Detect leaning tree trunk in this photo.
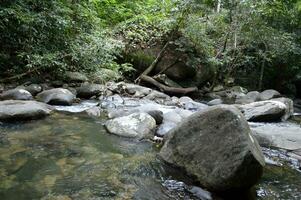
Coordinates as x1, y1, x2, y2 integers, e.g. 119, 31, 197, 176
217, 0, 222, 13
258, 60, 265, 91
140, 75, 198, 95
135, 42, 169, 83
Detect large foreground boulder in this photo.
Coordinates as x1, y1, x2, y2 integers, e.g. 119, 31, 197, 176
159, 105, 265, 192
105, 112, 156, 138
0, 100, 52, 121
237, 101, 287, 122
0, 89, 33, 100
36, 88, 75, 106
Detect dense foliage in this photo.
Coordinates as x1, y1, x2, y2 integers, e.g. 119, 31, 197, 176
0, 0, 301, 93
171, 0, 301, 91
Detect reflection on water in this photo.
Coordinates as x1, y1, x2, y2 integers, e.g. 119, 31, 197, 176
0, 112, 300, 200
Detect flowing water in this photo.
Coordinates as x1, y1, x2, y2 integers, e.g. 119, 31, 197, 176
0, 111, 300, 200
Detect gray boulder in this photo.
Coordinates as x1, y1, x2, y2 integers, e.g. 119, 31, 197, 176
76, 84, 104, 99
229, 86, 248, 94
159, 105, 265, 192
250, 122, 301, 151
179, 96, 208, 111
65, 71, 88, 82
146, 110, 163, 125
156, 61, 195, 80
144, 90, 170, 101
259, 89, 281, 101
36, 88, 75, 106
0, 100, 52, 121
271, 97, 294, 120
123, 83, 152, 97
17, 84, 43, 96
25, 84, 43, 96
0, 89, 33, 100
237, 100, 287, 122
157, 108, 193, 136
235, 91, 260, 104
105, 112, 156, 138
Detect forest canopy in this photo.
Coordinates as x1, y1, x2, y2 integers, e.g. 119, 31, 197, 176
0, 0, 300, 93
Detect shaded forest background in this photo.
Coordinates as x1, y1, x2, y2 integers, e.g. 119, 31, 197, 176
0, 0, 301, 95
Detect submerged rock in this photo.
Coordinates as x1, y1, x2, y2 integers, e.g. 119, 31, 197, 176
159, 105, 265, 192
0, 100, 52, 121
85, 107, 102, 117
36, 88, 75, 106
0, 89, 33, 100
237, 100, 286, 122
105, 112, 156, 138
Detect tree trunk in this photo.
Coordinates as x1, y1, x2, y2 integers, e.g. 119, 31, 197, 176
217, 0, 222, 13
258, 60, 265, 91
135, 42, 169, 83
140, 75, 198, 95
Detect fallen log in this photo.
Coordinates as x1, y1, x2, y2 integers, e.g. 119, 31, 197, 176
140, 75, 198, 95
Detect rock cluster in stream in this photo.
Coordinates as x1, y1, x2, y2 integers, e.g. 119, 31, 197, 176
1, 72, 300, 194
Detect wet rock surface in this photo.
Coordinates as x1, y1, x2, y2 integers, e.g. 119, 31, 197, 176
76, 83, 104, 99
17, 84, 43, 96
36, 88, 75, 106
0, 89, 33, 100
0, 100, 52, 121
235, 91, 260, 104
250, 122, 301, 151
159, 105, 265, 192
237, 100, 287, 122
0, 82, 301, 199
105, 112, 156, 138
259, 89, 281, 101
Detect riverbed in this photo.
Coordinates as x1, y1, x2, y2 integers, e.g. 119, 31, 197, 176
0, 110, 300, 199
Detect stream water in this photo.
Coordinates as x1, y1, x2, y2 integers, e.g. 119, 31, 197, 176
0, 111, 300, 200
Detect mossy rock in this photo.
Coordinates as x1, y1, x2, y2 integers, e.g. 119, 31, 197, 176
124, 50, 155, 73
90, 68, 122, 84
